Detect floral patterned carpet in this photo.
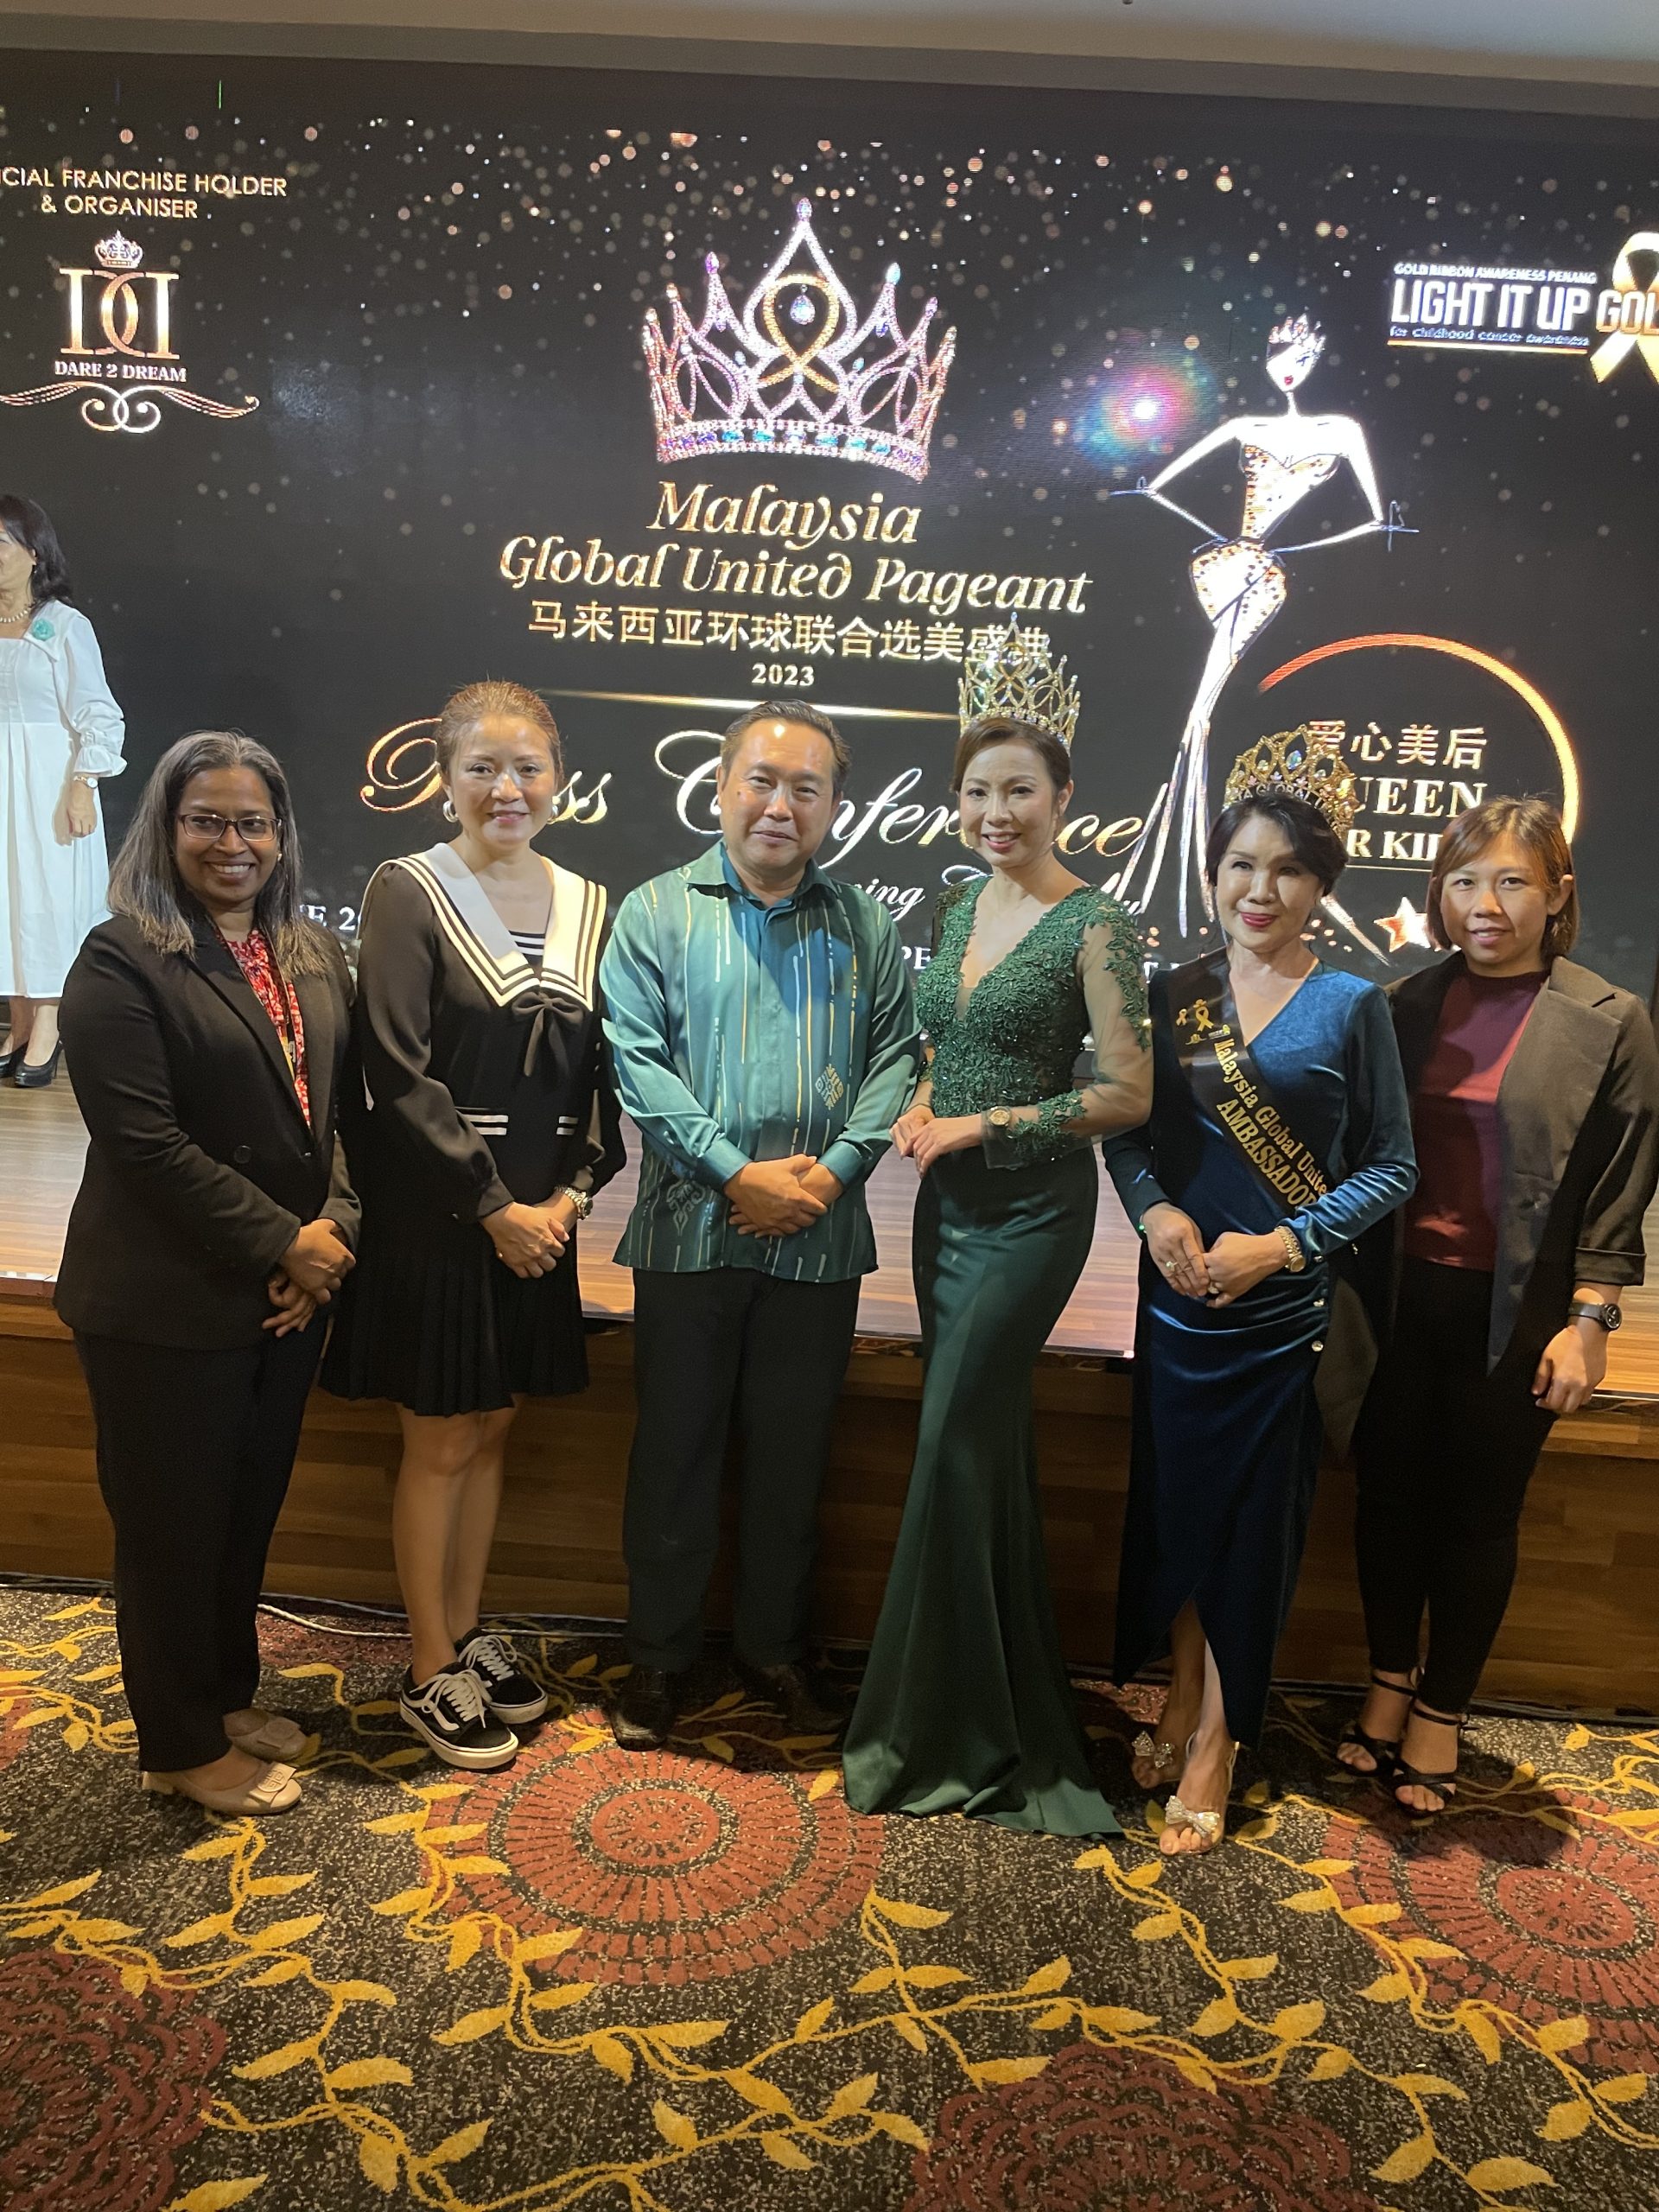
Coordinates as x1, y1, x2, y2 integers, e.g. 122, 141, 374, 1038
3, 1586, 1658, 2212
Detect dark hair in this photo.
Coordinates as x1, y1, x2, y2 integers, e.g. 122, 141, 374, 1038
0, 493, 74, 603
107, 730, 334, 976
1427, 794, 1578, 961
952, 713, 1072, 797
433, 679, 563, 787
720, 699, 850, 795
1204, 793, 1347, 894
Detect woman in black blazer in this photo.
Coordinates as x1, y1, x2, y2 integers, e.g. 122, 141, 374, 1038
1339, 798, 1659, 1814
57, 731, 358, 1816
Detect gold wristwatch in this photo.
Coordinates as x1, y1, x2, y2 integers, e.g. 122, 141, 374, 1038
985, 1107, 1014, 1134
1275, 1223, 1306, 1274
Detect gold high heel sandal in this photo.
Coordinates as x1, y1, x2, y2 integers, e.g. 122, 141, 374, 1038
1161, 1734, 1240, 1855
1131, 1728, 1186, 1789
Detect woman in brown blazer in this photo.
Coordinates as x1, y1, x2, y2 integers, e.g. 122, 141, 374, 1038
1339, 798, 1659, 1813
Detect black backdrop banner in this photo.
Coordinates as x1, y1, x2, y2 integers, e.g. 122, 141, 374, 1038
2, 49, 1655, 988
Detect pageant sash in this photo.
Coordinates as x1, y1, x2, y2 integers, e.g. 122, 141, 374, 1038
1169, 955, 1329, 1214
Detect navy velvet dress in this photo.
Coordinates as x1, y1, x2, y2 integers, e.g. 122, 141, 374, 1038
1103, 956, 1416, 1747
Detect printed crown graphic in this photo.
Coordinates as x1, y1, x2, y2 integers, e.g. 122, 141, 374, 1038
959, 621, 1081, 749
1224, 724, 1357, 839
643, 199, 957, 482
94, 232, 144, 273
1268, 310, 1325, 356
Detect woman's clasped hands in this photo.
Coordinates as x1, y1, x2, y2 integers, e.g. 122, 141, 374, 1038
1141, 1204, 1293, 1308
264, 1217, 356, 1336
482, 1197, 575, 1279
890, 1103, 982, 1174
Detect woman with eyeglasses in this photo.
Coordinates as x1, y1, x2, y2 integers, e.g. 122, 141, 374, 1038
0, 493, 127, 1087
56, 732, 359, 1815
323, 682, 623, 1770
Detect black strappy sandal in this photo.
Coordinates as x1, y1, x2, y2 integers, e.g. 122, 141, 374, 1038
1392, 1699, 1468, 1817
1337, 1669, 1416, 1784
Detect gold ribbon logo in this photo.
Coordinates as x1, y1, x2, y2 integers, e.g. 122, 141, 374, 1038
1591, 230, 1659, 384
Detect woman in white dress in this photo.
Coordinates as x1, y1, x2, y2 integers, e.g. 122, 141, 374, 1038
0, 494, 127, 1086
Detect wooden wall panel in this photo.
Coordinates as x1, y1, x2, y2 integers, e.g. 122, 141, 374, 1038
3, 1300, 1656, 1711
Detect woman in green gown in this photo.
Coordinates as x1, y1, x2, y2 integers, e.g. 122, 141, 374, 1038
842, 707, 1152, 1834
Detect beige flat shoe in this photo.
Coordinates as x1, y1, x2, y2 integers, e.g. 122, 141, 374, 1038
142, 1761, 302, 1815
224, 1708, 311, 1763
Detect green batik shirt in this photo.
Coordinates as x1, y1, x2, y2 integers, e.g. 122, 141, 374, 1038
601, 842, 922, 1278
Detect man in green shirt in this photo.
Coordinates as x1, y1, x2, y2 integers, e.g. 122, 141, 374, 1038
601, 701, 921, 1749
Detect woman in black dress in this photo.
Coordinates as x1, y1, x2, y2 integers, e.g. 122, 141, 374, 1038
326, 681, 623, 1769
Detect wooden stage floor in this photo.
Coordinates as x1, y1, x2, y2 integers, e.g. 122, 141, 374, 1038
7, 1074, 1659, 1394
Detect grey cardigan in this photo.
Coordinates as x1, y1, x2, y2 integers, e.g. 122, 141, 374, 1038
1382, 953, 1659, 1370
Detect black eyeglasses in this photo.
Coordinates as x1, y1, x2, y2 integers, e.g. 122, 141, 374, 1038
176, 811, 279, 845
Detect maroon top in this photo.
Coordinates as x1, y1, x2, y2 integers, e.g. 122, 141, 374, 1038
1404, 969, 1547, 1270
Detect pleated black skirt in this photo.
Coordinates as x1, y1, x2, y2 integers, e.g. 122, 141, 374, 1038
321, 1208, 588, 1416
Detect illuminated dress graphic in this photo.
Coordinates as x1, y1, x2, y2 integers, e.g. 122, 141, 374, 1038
1115, 315, 1408, 946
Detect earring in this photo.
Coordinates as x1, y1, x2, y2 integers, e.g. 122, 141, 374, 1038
442, 798, 458, 823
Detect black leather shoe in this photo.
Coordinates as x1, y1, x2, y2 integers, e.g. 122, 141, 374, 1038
734, 1657, 849, 1737
14, 1039, 63, 1088
610, 1665, 684, 1752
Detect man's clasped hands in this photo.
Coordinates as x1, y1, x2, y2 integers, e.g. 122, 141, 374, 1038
723, 1156, 844, 1238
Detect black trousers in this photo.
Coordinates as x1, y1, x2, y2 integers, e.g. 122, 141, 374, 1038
624, 1268, 861, 1672
76, 1326, 323, 1771
1352, 1257, 1556, 1715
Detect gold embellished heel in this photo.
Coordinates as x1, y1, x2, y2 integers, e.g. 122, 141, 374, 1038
1131, 1729, 1186, 1792
1161, 1736, 1240, 1856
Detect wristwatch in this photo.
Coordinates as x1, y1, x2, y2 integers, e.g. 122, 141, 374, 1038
557, 1185, 594, 1220
1567, 1300, 1622, 1332
985, 1107, 1014, 1135
1275, 1223, 1306, 1274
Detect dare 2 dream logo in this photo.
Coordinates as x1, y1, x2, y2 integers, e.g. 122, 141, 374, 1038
0, 228, 258, 435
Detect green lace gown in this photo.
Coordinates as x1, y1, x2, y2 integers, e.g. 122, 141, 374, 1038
842, 879, 1149, 1834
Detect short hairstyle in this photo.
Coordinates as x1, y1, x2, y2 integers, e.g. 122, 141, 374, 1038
1427, 794, 1578, 961
719, 699, 850, 794
0, 493, 74, 602
1204, 793, 1347, 895
107, 730, 334, 975
433, 679, 563, 786
952, 713, 1072, 797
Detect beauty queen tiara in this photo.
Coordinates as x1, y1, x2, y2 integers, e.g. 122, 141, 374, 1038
643, 199, 957, 483
959, 621, 1081, 749
1224, 725, 1357, 839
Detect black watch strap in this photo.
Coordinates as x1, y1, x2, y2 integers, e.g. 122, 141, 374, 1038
1567, 1300, 1622, 1332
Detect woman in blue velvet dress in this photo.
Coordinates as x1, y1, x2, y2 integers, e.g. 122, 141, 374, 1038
1104, 732, 1415, 1854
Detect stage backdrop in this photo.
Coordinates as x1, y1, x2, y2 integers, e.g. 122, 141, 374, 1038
1, 50, 1656, 988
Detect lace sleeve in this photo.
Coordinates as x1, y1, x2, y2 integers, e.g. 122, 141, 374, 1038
982, 897, 1153, 1167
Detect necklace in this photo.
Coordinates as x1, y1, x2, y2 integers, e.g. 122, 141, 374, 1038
0, 595, 35, 627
